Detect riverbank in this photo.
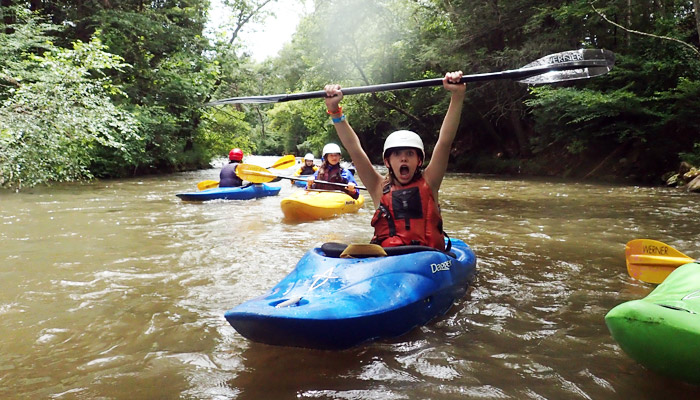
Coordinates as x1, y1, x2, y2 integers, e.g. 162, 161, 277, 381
455, 140, 699, 190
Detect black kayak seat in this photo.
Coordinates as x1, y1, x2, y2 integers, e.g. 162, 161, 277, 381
321, 242, 456, 259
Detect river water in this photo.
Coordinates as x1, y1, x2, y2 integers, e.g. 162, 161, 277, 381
1, 156, 699, 399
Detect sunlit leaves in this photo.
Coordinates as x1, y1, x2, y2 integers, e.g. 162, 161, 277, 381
0, 15, 138, 189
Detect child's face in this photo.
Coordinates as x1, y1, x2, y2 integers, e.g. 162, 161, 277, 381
385, 148, 422, 185
305, 160, 314, 166
325, 153, 341, 165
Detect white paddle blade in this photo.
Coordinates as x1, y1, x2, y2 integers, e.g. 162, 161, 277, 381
518, 49, 615, 84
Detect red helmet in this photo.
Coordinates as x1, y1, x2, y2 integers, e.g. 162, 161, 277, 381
229, 148, 243, 161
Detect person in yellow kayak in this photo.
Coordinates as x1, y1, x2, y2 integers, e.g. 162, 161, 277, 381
291, 153, 318, 186
307, 143, 359, 199
322, 71, 466, 251
219, 148, 245, 187
297, 153, 319, 176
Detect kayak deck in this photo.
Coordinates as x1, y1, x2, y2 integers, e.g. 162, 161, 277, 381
176, 184, 281, 201
605, 262, 700, 384
280, 190, 364, 220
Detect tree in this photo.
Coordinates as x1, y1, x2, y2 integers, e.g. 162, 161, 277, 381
0, 9, 138, 189
525, 1, 700, 181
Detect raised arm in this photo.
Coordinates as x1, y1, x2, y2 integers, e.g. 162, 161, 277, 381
324, 85, 385, 205
423, 71, 466, 199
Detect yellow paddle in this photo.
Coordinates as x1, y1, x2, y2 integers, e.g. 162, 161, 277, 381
197, 180, 220, 190
236, 163, 367, 190
625, 239, 696, 284
195, 155, 296, 191
266, 154, 296, 170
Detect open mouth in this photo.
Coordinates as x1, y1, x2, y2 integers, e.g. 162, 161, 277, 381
399, 165, 410, 178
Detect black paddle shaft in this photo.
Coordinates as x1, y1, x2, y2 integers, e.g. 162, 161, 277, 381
205, 49, 614, 105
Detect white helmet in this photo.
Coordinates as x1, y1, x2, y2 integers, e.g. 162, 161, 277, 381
304, 153, 314, 161
322, 143, 342, 157
383, 130, 424, 159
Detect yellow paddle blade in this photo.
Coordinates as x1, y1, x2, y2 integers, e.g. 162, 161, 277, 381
625, 239, 695, 284
340, 244, 387, 258
269, 154, 295, 170
197, 180, 219, 190
235, 163, 277, 183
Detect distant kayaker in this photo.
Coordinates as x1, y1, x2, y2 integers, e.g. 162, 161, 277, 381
219, 148, 245, 187
295, 153, 318, 177
307, 143, 359, 199
291, 153, 319, 187
323, 71, 466, 250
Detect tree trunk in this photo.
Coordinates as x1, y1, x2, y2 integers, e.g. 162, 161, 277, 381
626, 0, 632, 47
255, 106, 265, 139
694, 0, 700, 44
3, 0, 16, 33
204, 0, 276, 104
509, 107, 531, 157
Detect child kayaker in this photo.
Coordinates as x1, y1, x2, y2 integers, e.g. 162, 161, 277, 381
291, 153, 318, 187
323, 71, 466, 250
307, 143, 359, 199
219, 148, 244, 187
297, 153, 318, 176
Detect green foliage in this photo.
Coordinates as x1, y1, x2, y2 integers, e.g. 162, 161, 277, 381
199, 107, 256, 158
525, 87, 646, 148
0, 12, 138, 189
93, 3, 216, 174
680, 142, 700, 166
3, 0, 700, 186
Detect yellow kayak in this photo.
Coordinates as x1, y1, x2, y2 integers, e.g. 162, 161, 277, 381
280, 190, 365, 221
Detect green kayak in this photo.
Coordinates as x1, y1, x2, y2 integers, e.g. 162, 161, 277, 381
605, 262, 700, 384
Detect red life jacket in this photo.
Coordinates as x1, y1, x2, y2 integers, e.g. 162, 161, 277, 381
370, 176, 445, 250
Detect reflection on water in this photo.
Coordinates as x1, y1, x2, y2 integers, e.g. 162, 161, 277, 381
1, 158, 699, 398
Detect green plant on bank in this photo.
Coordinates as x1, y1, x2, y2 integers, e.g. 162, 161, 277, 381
0, 9, 138, 189
3, 0, 700, 187
680, 143, 700, 167
199, 106, 256, 159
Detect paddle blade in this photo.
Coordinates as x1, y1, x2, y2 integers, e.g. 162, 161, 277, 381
268, 155, 295, 170
236, 164, 277, 183
625, 239, 695, 284
517, 49, 615, 84
197, 180, 219, 190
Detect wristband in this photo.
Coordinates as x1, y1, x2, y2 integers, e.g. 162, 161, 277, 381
327, 106, 343, 115
331, 114, 346, 124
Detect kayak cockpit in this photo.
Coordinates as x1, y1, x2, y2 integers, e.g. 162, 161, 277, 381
320, 242, 456, 258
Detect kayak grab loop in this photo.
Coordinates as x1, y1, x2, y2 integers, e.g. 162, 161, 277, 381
273, 297, 305, 308
656, 304, 696, 314
683, 290, 700, 300
273, 267, 341, 309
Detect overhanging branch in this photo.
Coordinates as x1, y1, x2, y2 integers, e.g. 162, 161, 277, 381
590, 2, 700, 59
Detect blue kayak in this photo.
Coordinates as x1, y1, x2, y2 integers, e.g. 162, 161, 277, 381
176, 184, 280, 201
292, 176, 311, 188
225, 238, 477, 349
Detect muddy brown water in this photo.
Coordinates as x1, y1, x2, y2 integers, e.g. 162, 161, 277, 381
1, 156, 699, 399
